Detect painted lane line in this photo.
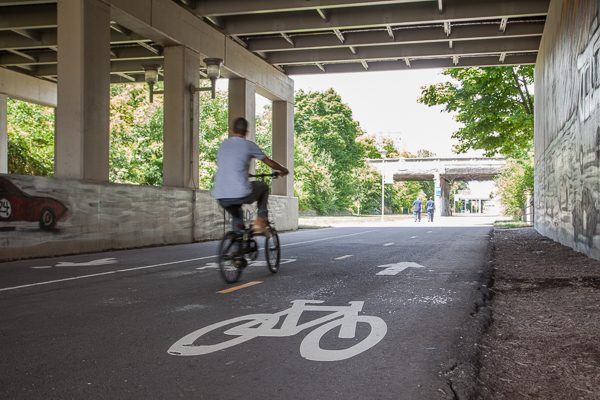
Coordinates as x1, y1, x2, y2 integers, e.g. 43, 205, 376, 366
410, 236, 418, 239
4, 231, 380, 293
217, 281, 262, 294
383, 243, 394, 246
427, 231, 432, 234
0, 255, 217, 293
334, 255, 353, 260
281, 229, 380, 248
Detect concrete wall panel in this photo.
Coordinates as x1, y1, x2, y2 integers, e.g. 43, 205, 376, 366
535, 0, 600, 259
0, 174, 297, 261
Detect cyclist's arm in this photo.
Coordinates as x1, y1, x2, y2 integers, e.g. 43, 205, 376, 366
261, 156, 289, 176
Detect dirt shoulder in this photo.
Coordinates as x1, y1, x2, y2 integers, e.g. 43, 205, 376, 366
475, 227, 600, 399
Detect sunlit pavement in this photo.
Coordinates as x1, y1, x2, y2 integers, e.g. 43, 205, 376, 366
299, 213, 508, 228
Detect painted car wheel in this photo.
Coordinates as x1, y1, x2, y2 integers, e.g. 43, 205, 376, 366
39, 207, 56, 230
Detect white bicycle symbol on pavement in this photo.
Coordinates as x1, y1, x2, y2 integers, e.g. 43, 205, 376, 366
168, 300, 387, 362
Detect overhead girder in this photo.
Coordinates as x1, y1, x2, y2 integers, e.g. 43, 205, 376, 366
0, 44, 163, 66
268, 36, 541, 65
0, 4, 57, 30
214, 0, 550, 36
246, 21, 545, 52
0, 29, 150, 50
194, 0, 428, 16
282, 53, 537, 74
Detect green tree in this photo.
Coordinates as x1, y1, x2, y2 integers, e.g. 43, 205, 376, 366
109, 83, 164, 185
197, 89, 229, 189
294, 89, 366, 212
7, 98, 55, 176
493, 155, 534, 217
418, 66, 534, 157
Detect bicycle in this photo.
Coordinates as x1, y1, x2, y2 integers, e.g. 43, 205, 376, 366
168, 300, 387, 361
218, 172, 281, 283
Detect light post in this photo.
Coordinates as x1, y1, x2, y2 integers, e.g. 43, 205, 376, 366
380, 149, 387, 222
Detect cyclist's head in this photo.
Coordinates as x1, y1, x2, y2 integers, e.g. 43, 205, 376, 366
233, 117, 248, 136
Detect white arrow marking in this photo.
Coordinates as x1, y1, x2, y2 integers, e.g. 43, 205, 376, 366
377, 262, 425, 276
55, 258, 117, 267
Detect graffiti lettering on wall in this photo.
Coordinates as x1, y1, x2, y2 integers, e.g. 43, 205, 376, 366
0, 177, 68, 231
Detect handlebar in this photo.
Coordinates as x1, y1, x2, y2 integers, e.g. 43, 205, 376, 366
249, 172, 280, 179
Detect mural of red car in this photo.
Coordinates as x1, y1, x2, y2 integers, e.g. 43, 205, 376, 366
0, 177, 68, 230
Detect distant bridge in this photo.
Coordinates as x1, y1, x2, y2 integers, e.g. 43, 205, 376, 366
368, 157, 505, 216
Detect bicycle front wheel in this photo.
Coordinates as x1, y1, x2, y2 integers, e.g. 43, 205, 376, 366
219, 231, 243, 283
265, 228, 281, 273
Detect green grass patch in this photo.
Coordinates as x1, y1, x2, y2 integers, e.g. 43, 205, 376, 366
494, 219, 531, 228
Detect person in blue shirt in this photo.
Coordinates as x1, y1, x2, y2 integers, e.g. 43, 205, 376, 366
426, 197, 436, 222
412, 198, 423, 222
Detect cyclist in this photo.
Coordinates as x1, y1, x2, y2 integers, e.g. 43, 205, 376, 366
212, 117, 289, 238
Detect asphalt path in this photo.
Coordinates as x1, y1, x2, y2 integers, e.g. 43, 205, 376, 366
0, 216, 495, 399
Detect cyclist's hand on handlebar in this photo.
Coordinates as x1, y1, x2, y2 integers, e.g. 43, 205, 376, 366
279, 168, 289, 177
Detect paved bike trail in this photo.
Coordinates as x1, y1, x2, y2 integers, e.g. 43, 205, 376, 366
0, 218, 493, 399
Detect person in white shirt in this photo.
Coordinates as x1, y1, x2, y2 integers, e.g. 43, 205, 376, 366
212, 117, 289, 237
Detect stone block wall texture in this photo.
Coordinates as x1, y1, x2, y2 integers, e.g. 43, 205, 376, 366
535, 0, 600, 259
0, 174, 298, 261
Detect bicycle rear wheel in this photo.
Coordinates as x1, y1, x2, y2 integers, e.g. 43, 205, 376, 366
265, 228, 281, 273
219, 231, 243, 283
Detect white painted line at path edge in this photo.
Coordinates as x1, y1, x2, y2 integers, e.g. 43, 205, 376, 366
383, 243, 394, 246
334, 255, 353, 260
1, 229, 382, 293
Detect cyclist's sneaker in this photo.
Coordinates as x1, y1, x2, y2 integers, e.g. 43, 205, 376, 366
251, 217, 271, 239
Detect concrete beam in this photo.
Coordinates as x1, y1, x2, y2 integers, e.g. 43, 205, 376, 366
0, 4, 57, 30
196, 0, 426, 16
220, 0, 550, 36
284, 53, 537, 74
0, 66, 56, 107
0, 93, 6, 173
269, 36, 541, 65
248, 21, 545, 52
0, 28, 148, 50
106, 0, 294, 102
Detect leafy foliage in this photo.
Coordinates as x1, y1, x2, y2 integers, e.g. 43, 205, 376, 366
294, 89, 367, 212
6, 98, 55, 176
493, 155, 534, 217
109, 83, 164, 185
418, 66, 534, 157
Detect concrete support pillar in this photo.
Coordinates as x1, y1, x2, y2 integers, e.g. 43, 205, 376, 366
55, 0, 110, 181
228, 78, 256, 174
441, 178, 451, 216
228, 79, 256, 141
434, 173, 441, 216
0, 94, 7, 174
272, 101, 294, 196
163, 46, 200, 188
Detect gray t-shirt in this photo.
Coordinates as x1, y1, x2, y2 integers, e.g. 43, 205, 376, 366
212, 137, 266, 199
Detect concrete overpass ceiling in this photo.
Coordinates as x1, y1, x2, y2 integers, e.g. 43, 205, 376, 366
186, 0, 549, 74
0, 0, 549, 85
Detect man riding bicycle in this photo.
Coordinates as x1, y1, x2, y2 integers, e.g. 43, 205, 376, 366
212, 117, 289, 238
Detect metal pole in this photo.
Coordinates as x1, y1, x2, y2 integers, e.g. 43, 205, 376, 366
379, 149, 387, 222
381, 159, 384, 222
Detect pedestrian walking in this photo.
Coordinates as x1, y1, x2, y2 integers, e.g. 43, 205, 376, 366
412, 198, 423, 222
426, 197, 435, 222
